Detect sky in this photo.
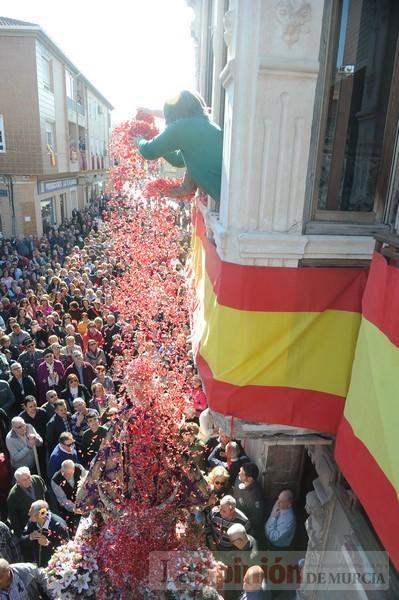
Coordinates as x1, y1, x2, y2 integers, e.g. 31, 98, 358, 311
5, 0, 196, 124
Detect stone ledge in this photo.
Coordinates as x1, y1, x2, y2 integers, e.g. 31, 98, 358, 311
204, 212, 374, 265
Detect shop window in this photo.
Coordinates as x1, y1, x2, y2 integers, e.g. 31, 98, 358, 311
307, 0, 399, 231
41, 197, 56, 233
60, 193, 66, 223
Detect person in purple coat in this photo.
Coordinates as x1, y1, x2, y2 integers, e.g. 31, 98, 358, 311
35, 348, 65, 404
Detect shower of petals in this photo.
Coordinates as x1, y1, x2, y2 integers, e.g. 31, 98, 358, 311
54, 112, 212, 599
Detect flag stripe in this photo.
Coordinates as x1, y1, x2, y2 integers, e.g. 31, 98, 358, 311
197, 354, 344, 433
200, 272, 361, 398
336, 251, 399, 572
343, 318, 399, 492
362, 252, 399, 348
335, 417, 399, 571
193, 212, 367, 313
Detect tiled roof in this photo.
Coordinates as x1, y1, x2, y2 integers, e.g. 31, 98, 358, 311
0, 16, 38, 27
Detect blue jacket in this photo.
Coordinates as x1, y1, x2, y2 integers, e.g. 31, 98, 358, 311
48, 444, 80, 478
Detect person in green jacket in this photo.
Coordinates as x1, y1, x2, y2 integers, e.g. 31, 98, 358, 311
136, 90, 223, 202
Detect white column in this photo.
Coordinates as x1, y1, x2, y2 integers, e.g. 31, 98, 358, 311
216, 1, 326, 264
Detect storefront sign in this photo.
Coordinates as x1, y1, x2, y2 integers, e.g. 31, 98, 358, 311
37, 178, 78, 194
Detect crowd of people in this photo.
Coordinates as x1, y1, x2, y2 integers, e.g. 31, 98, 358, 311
0, 198, 129, 594
0, 192, 302, 600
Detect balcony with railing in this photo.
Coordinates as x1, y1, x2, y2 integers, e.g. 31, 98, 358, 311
67, 97, 86, 127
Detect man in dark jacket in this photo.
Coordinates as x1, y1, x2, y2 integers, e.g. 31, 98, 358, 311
20, 500, 69, 567
64, 351, 96, 390
51, 459, 86, 533
19, 397, 48, 441
0, 380, 16, 417
0, 558, 55, 599
17, 338, 44, 380
7, 467, 47, 536
82, 411, 107, 467
102, 314, 121, 354
45, 400, 72, 455
233, 463, 266, 542
9, 363, 36, 414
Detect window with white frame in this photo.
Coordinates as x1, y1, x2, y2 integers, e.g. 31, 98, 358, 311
42, 55, 52, 90
0, 115, 6, 153
45, 122, 55, 147
65, 70, 75, 99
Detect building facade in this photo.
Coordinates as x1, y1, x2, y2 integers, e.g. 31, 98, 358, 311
189, 1, 399, 598
0, 17, 113, 237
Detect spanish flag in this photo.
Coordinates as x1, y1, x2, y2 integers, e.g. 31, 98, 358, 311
191, 209, 367, 434
335, 252, 399, 570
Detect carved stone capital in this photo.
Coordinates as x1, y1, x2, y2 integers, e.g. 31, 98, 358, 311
274, 0, 311, 46
223, 9, 235, 57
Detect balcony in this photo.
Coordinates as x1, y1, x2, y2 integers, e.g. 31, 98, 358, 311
67, 96, 85, 115
67, 97, 86, 127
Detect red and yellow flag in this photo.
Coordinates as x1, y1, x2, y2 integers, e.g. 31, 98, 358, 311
335, 252, 399, 570
191, 209, 367, 434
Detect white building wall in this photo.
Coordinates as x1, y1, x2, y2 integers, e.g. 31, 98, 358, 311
86, 89, 109, 169
52, 60, 69, 173
197, 0, 374, 266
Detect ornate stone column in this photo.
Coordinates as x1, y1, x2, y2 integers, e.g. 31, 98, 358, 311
214, 1, 326, 265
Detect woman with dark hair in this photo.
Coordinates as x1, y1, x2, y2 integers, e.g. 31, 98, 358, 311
68, 301, 82, 323
27, 294, 39, 319
30, 319, 48, 349
137, 90, 223, 202
60, 373, 91, 411
16, 306, 32, 331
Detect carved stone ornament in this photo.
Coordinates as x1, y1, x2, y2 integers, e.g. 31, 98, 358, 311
223, 9, 235, 56
305, 490, 327, 546
274, 0, 311, 46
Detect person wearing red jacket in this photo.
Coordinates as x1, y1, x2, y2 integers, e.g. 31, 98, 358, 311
81, 322, 104, 352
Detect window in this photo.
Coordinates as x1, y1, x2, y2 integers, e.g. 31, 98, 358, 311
0, 115, 6, 153
60, 193, 66, 222
46, 122, 56, 166
65, 70, 75, 99
41, 197, 56, 232
42, 55, 52, 90
45, 122, 55, 147
308, 0, 399, 228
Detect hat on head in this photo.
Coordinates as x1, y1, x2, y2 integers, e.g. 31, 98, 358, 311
23, 337, 34, 347
43, 347, 54, 357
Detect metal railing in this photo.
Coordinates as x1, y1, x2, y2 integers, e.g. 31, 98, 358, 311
67, 97, 85, 115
